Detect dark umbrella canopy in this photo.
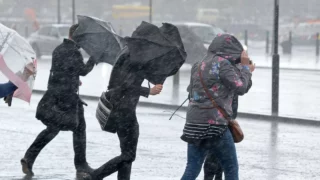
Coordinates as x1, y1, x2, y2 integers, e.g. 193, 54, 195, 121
72, 15, 123, 65
124, 21, 187, 84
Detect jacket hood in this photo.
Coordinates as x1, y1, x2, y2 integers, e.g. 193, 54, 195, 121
207, 34, 243, 63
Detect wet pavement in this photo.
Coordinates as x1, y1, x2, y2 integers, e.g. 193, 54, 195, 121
27, 57, 320, 121
1, 95, 320, 180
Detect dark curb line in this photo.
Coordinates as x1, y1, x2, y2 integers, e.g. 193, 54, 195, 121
255, 66, 320, 72
236, 112, 320, 126
32, 90, 320, 126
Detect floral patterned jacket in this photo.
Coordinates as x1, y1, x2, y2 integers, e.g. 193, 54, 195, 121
186, 34, 252, 125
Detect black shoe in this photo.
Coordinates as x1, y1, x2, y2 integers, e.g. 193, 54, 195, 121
20, 158, 34, 176
76, 163, 94, 174
76, 172, 92, 180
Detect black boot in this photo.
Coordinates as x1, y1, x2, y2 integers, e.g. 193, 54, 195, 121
20, 158, 34, 176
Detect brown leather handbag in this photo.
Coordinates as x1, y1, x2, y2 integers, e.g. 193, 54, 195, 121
198, 64, 244, 143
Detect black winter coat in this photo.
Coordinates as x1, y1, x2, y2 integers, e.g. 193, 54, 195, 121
107, 47, 150, 110
36, 39, 95, 126
104, 47, 150, 132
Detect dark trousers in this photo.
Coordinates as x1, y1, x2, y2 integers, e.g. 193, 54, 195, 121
24, 104, 87, 169
204, 152, 223, 180
93, 109, 139, 180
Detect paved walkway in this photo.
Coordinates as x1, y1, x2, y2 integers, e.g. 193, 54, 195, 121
0, 95, 320, 180
20, 58, 320, 121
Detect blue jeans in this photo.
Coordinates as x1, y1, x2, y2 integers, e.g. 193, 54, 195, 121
181, 129, 239, 180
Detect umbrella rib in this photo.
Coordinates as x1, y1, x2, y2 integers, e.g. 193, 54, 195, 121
0, 32, 10, 52
9, 33, 36, 54
0, 32, 34, 57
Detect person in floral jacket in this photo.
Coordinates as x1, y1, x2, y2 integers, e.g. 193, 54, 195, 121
181, 34, 255, 180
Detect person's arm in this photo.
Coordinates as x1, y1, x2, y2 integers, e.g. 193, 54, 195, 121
79, 57, 95, 76
131, 81, 151, 98
107, 83, 150, 104
74, 50, 95, 76
235, 63, 252, 96
231, 95, 239, 119
236, 78, 252, 96
187, 62, 198, 100
132, 84, 162, 98
139, 86, 150, 98
219, 60, 252, 95
0, 82, 17, 98
245, 79, 252, 94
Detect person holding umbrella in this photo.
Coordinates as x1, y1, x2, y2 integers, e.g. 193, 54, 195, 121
20, 24, 96, 176
83, 22, 186, 180
0, 23, 37, 104
0, 64, 36, 106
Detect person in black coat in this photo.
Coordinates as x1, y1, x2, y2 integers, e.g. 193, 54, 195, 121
20, 24, 95, 176
86, 47, 162, 180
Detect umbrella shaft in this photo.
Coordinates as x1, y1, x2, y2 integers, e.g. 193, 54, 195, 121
0, 33, 10, 52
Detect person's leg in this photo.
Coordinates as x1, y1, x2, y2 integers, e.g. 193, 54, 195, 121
214, 169, 223, 180
116, 118, 139, 180
92, 110, 139, 180
73, 104, 90, 172
203, 152, 223, 180
204, 152, 215, 180
211, 129, 238, 180
181, 143, 207, 180
22, 126, 60, 175
117, 162, 132, 180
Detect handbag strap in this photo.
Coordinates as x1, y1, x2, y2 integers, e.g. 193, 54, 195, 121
198, 63, 230, 120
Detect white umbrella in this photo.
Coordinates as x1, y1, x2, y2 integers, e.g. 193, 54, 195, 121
0, 23, 37, 103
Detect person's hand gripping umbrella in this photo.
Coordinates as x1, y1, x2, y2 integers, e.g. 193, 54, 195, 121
0, 23, 37, 104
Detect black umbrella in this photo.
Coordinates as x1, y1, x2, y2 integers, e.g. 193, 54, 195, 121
72, 15, 123, 65
124, 21, 187, 84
